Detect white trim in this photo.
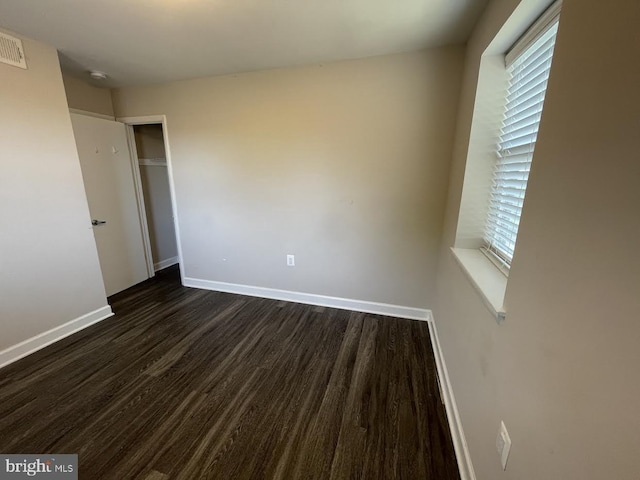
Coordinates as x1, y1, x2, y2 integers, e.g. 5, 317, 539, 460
117, 115, 164, 125
0, 306, 114, 370
183, 277, 430, 321
68, 108, 115, 121
427, 314, 477, 480
505, 0, 562, 66
451, 247, 507, 323
117, 115, 186, 285
154, 256, 179, 271
124, 124, 155, 279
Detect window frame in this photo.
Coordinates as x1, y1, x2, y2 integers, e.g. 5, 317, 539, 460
450, 0, 562, 322
481, 2, 561, 271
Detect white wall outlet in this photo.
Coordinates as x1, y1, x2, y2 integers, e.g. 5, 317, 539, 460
496, 421, 512, 470
286, 254, 295, 267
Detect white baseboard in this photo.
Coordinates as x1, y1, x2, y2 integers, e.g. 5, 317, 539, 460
0, 306, 114, 370
427, 314, 476, 480
0, 283, 472, 478
184, 277, 472, 476
154, 256, 179, 271
182, 277, 430, 321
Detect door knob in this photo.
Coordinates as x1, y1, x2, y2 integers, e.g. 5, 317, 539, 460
91, 219, 107, 226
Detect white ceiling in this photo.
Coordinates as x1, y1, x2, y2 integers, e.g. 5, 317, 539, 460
0, 0, 487, 88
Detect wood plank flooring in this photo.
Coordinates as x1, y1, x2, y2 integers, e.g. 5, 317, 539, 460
0, 266, 460, 479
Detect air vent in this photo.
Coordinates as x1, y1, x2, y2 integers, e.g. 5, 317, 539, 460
0, 32, 27, 69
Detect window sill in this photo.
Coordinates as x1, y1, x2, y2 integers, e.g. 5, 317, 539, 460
450, 247, 507, 323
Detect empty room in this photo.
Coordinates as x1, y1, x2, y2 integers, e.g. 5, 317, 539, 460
0, 0, 638, 479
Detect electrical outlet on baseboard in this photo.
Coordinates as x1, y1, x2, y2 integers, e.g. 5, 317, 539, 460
286, 254, 295, 267
496, 421, 512, 470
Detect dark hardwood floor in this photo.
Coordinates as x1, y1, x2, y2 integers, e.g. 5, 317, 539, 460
0, 266, 460, 479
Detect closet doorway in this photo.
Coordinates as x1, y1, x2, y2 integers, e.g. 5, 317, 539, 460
120, 116, 183, 281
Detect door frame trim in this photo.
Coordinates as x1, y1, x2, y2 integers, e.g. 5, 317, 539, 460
123, 125, 155, 279
117, 115, 185, 284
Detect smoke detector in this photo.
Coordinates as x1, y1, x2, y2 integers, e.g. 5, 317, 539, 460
89, 70, 107, 80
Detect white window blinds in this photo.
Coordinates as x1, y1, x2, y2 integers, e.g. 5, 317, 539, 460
483, 15, 560, 267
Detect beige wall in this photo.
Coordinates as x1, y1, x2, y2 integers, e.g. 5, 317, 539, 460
113, 49, 464, 307
134, 124, 166, 159
0, 30, 108, 351
435, 0, 640, 478
139, 165, 178, 266
62, 73, 115, 117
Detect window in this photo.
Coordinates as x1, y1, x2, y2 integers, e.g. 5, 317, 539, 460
451, 1, 561, 320
482, 8, 560, 269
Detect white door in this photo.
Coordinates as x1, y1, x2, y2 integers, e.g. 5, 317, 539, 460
70, 113, 150, 296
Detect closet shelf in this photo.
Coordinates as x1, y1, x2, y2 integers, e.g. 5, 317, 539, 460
139, 157, 167, 166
